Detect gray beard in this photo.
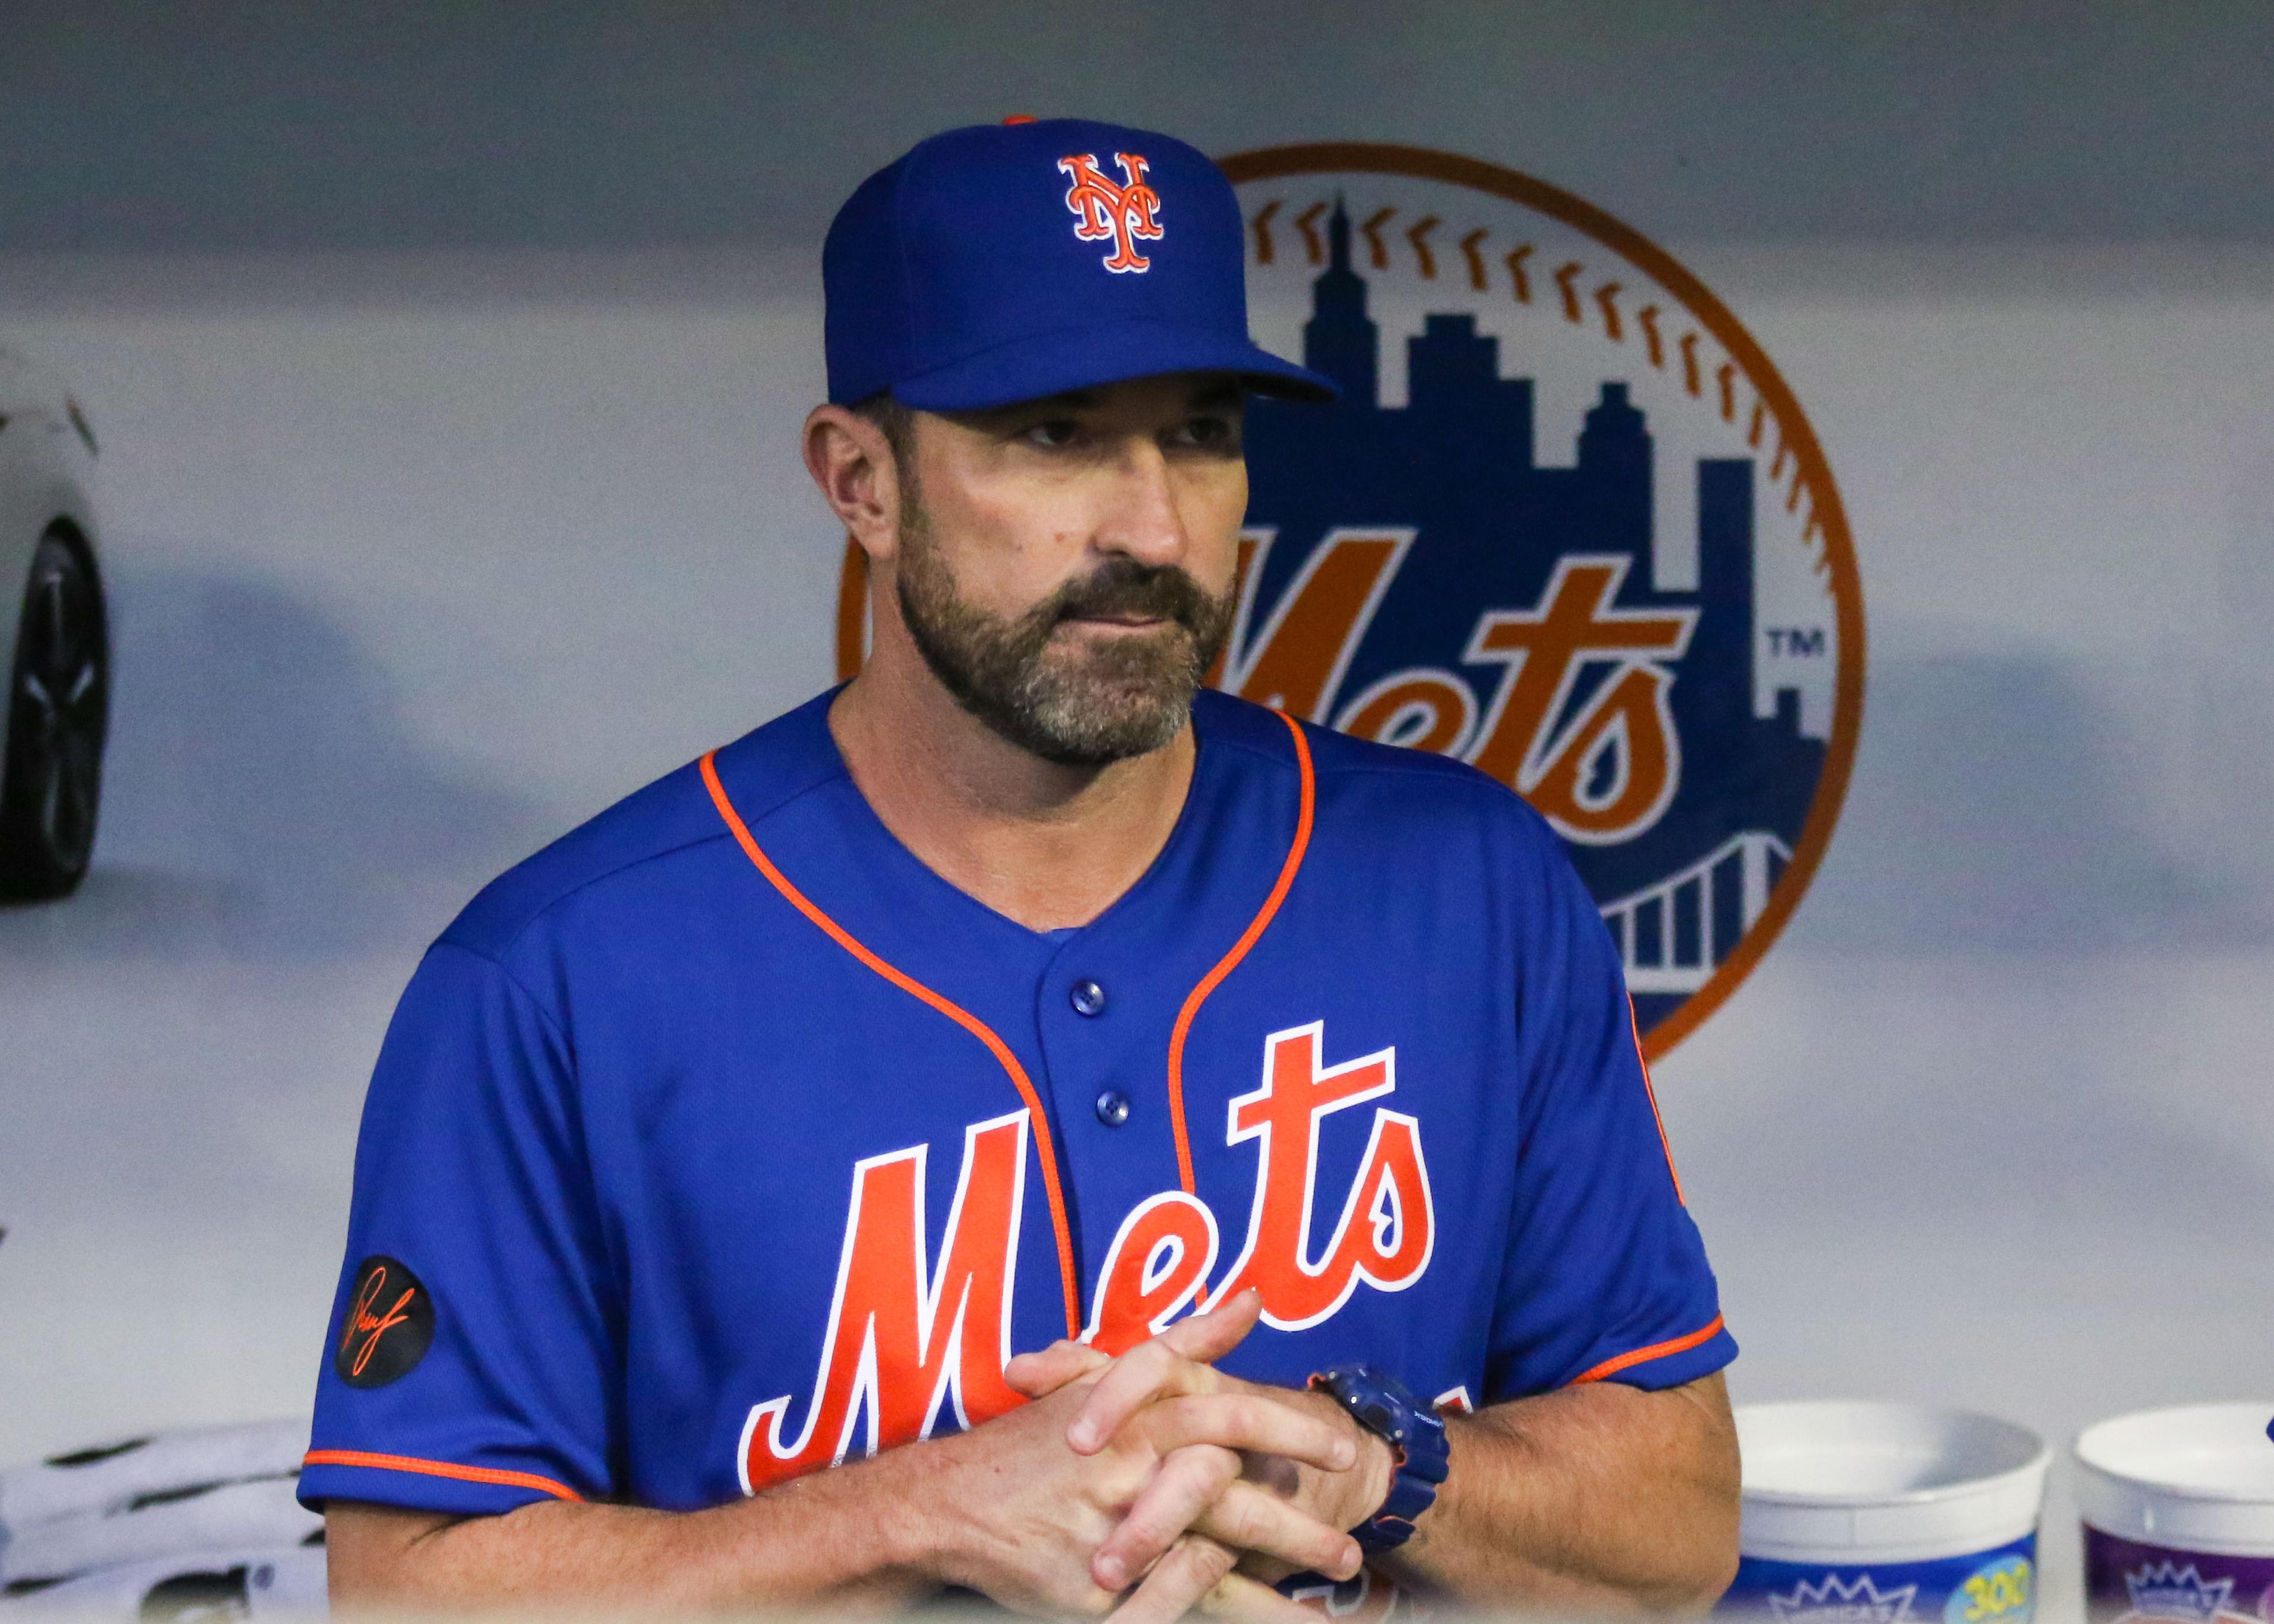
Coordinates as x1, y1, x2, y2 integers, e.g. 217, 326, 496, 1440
892, 512, 1236, 768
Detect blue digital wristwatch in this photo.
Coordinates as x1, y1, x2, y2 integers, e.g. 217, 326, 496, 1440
1309, 1365, 1451, 1552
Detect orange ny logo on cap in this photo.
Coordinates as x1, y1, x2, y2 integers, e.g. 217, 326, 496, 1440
1058, 152, 1164, 273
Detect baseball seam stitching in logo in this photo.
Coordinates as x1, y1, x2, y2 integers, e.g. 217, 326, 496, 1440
1219, 144, 1867, 1060
1244, 197, 1834, 573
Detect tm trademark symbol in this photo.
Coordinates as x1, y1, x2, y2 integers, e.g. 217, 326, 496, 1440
1766, 627, 1826, 657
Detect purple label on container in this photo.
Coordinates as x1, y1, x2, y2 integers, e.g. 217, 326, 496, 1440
2084, 1529, 2274, 1624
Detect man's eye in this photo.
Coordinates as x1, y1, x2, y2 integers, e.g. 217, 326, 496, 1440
1174, 416, 1239, 449
1020, 420, 1080, 448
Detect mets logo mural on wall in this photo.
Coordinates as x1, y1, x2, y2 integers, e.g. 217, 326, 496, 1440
836, 144, 1865, 1057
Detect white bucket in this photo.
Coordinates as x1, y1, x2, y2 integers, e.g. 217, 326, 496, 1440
2074, 1401, 2274, 1623
1721, 1401, 2050, 1621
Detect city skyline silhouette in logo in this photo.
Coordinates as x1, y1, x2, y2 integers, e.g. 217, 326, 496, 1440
1231, 200, 1826, 1041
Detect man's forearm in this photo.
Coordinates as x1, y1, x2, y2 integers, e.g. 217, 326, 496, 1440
330, 1301, 1363, 1619
1054, 1332, 1740, 1615
1382, 1372, 1741, 1613
327, 1438, 961, 1616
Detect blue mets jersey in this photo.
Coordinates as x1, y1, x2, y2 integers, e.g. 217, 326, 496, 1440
300, 687, 1733, 1517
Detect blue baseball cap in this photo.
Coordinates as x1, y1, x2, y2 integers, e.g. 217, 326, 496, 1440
823, 118, 1336, 411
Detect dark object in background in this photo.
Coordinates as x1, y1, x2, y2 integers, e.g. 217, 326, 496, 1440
0, 348, 108, 902
0, 1420, 322, 1617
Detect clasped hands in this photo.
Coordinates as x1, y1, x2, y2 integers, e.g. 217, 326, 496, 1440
933, 1288, 1396, 1623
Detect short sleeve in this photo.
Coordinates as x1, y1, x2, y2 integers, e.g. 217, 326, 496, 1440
300, 942, 622, 1514
1482, 834, 1736, 1401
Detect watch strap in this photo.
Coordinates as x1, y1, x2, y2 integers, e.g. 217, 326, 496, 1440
1309, 1365, 1449, 1552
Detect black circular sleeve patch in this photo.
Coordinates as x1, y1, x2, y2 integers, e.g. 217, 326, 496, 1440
335, 1256, 435, 1388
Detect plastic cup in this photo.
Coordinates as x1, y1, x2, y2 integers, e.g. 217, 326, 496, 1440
2075, 1402, 2274, 1624
1721, 1401, 2050, 1622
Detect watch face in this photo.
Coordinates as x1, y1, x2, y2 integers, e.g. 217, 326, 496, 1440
1374, 1369, 1420, 1404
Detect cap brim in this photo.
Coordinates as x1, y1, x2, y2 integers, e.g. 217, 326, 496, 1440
892, 319, 1338, 411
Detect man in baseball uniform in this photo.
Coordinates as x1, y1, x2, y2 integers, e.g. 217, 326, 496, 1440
306, 118, 1742, 1619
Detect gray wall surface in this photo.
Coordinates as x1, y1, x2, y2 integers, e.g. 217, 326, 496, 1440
5, 1, 2274, 253
0, 7, 2269, 1617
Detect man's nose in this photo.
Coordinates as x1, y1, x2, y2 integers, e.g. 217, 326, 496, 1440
1094, 438, 1189, 566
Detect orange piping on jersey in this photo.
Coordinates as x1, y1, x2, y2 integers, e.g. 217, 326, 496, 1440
699, 751, 1083, 1340
1165, 709, 1316, 1200
301, 1449, 583, 1502
1569, 1313, 1726, 1385
1627, 995, 1685, 1204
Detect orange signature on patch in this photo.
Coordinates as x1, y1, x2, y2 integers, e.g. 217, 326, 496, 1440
342, 1266, 417, 1378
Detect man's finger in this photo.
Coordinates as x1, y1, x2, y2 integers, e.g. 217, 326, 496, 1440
1139, 1391, 1358, 1472
1090, 1443, 1240, 1593
1104, 1533, 1241, 1624
1152, 1286, 1264, 1364
1195, 1482, 1363, 1583
1003, 1339, 1109, 1398
1071, 1292, 1266, 1453
1097, 1469, 1360, 1594
1196, 1570, 1331, 1624
1067, 1336, 1216, 1455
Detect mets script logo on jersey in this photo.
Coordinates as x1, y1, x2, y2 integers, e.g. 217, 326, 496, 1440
1221, 144, 1865, 1057
1059, 151, 1164, 273
737, 1021, 1430, 1493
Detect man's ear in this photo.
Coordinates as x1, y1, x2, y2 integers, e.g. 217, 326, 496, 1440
803, 404, 905, 563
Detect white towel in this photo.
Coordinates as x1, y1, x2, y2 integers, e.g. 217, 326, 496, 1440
0, 1422, 307, 1535
0, 1478, 320, 1588
0, 1545, 326, 1618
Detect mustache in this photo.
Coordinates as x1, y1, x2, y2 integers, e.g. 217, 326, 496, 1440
1038, 559, 1223, 631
